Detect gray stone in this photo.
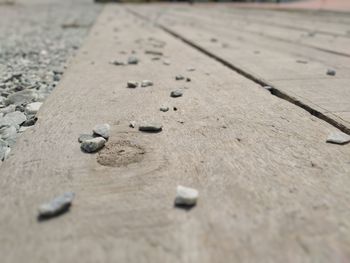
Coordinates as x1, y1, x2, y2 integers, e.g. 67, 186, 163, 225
175, 75, 184, 80
21, 115, 37, 127
0, 111, 26, 127
25, 102, 42, 115
141, 80, 153, 87
127, 81, 138, 88
0, 104, 16, 115
0, 125, 17, 147
78, 134, 95, 143
326, 132, 350, 145
0, 139, 10, 161
175, 185, 198, 206
5, 90, 37, 106
170, 90, 183, 98
110, 60, 125, 66
92, 123, 110, 139
81, 137, 106, 153
38, 192, 75, 218
160, 106, 169, 112
127, 56, 139, 65
327, 69, 336, 76
139, 123, 162, 132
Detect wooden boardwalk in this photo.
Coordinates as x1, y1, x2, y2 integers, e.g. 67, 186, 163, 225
1, 3, 350, 262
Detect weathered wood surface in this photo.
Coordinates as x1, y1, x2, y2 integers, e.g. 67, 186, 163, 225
1, 4, 350, 262
131, 4, 350, 131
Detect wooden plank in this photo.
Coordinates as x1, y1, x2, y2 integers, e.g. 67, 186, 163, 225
2, 4, 350, 262
132, 5, 350, 131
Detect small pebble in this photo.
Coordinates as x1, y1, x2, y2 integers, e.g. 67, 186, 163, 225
326, 69, 336, 76
160, 106, 169, 112
145, 50, 163, 56
141, 80, 153, 87
110, 60, 125, 66
81, 137, 106, 153
127, 56, 139, 65
186, 78, 191, 82
93, 123, 110, 139
139, 123, 162, 132
175, 185, 198, 207
78, 134, 94, 143
25, 102, 43, 115
127, 81, 138, 88
187, 67, 195, 72
129, 121, 136, 128
175, 75, 185, 81
170, 90, 183, 98
38, 192, 75, 219
326, 132, 350, 145
163, 60, 171, 65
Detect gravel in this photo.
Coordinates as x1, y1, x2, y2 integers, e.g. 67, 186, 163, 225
170, 90, 183, 98
92, 123, 110, 139
0, 0, 101, 162
81, 137, 106, 153
38, 192, 75, 219
175, 185, 198, 207
139, 123, 163, 133
326, 131, 350, 145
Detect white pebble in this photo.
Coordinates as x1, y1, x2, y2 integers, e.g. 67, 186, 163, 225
326, 131, 350, 145
38, 192, 75, 218
25, 102, 43, 115
175, 185, 198, 206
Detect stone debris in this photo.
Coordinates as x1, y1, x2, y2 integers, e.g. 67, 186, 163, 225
92, 123, 110, 139
127, 56, 139, 65
327, 69, 336, 76
160, 106, 169, 112
186, 77, 191, 82
78, 134, 95, 143
21, 115, 37, 127
110, 60, 125, 66
175, 75, 185, 81
127, 81, 138, 88
170, 90, 183, 98
38, 192, 75, 219
145, 50, 163, 56
141, 80, 153, 87
163, 60, 171, 66
0, 125, 17, 147
187, 67, 195, 72
5, 90, 38, 106
129, 121, 136, 128
0, 111, 27, 127
81, 137, 106, 153
139, 123, 162, 133
0, 105, 16, 115
326, 132, 350, 145
0, 139, 10, 161
175, 185, 198, 207
25, 102, 43, 115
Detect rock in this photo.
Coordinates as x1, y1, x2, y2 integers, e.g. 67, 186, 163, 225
38, 192, 75, 219
186, 77, 191, 82
163, 60, 171, 65
326, 132, 350, 145
175, 75, 184, 81
175, 185, 198, 206
187, 67, 195, 72
25, 102, 43, 115
110, 60, 125, 66
21, 115, 37, 127
78, 134, 95, 143
92, 123, 110, 139
160, 106, 169, 112
145, 50, 163, 56
127, 81, 138, 88
0, 125, 17, 147
0, 111, 26, 127
327, 69, 336, 76
0, 104, 16, 115
129, 121, 136, 128
127, 56, 139, 65
0, 139, 10, 161
139, 123, 162, 133
170, 90, 183, 98
5, 90, 37, 106
81, 137, 106, 153
141, 80, 153, 87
